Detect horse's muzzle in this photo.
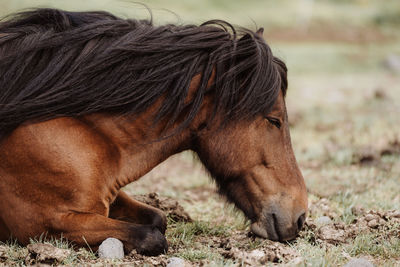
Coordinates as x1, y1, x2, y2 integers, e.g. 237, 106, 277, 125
250, 209, 306, 241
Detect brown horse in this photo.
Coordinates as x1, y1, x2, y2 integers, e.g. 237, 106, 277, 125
0, 9, 307, 256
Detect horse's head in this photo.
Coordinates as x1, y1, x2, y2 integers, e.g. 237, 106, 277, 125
191, 60, 307, 242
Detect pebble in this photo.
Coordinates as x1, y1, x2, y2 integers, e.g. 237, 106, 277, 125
98, 238, 124, 259
316, 216, 332, 226
248, 249, 265, 260
318, 225, 346, 243
167, 257, 186, 267
364, 214, 375, 222
367, 219, 379, 228
343, 257, 374, 267
383, 54, 400, 73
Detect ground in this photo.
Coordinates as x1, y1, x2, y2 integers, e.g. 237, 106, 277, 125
0, 0, 400, 266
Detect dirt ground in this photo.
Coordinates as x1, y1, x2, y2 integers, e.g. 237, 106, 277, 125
1, 0, 400, 266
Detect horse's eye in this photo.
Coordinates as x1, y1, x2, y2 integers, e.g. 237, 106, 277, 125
266, 117, 281, 129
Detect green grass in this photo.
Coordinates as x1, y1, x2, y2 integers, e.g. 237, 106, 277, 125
167, 220, 231, 248
29, 235, 97, 266
174, 248, 215, 261
0, 236, 97, 266
349, 233, 400, 259
0, 240, 28, 266
295, 241, 346, 267
0, 0, 400, 266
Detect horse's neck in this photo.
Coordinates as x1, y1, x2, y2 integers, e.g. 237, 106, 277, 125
80, 82, 213, 187
81, 113, 191, 187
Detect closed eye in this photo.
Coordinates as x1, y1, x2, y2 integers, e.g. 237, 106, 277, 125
266, 117, 282, 129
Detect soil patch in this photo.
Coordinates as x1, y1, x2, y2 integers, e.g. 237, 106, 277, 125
133, 193, 192, 222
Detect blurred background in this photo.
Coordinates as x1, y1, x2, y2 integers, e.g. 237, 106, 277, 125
1, 1, 399, 265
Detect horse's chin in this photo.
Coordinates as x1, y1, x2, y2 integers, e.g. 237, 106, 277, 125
250, 222, 270, 239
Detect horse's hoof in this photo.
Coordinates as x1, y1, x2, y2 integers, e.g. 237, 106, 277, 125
136, 228, 168, 256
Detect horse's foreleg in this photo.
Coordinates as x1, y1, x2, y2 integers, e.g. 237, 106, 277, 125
0, 219, 10, 242
56, 212, 167, 255
109, 191, 167, 234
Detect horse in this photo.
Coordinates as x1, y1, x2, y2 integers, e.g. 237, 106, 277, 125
0, 8, 308, 256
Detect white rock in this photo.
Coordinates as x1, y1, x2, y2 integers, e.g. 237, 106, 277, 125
249, 249, 265, 260
316, 216, 332, 226
343, 258, 374, 267
98, 238, 124, 259
383, 54, 400, 73
167, 257, 186, 267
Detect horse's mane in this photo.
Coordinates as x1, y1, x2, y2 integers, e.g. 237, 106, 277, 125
0, 8, 287, 138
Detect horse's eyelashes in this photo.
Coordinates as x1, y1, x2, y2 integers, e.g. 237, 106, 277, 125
266, 117, 281, 129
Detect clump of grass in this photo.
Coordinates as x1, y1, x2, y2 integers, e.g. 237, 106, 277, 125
246, 238, 265, 250
330, 191, 358, 224
173, 246, 227, 263
174, 248, 211, 261
167, 220, 230, 246
0, 240, 28, 266
348, 233, 400, 259
29, 233, 72, 249
28, 234, 96, 265
294, 240, 346, 267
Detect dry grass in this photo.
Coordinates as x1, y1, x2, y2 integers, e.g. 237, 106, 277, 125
0, 0, 400, 266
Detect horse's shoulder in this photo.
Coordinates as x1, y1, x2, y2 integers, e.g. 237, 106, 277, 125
1, 117, 120, 172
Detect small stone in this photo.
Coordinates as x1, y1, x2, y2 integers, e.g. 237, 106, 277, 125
343, 257, 374, 267
367, 219, 379, 228
383, 54, 400, 73
316, 216, 332, 226
167, 257, 186, 267
318, 225, 346, 243
364, 214, 375, 222
98, 238, 124, 259
249, 249, 265, 260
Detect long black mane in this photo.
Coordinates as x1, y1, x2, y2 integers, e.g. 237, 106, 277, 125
0, 8, 287, 139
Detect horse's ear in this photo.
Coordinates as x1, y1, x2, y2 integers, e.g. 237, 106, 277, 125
256, 27, 264, 37
239, 33, 252, 42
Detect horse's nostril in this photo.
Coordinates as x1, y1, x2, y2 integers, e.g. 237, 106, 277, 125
296, 212, 306, 231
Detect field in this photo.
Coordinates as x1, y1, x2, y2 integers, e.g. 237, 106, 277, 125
0, 0, 400, 266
